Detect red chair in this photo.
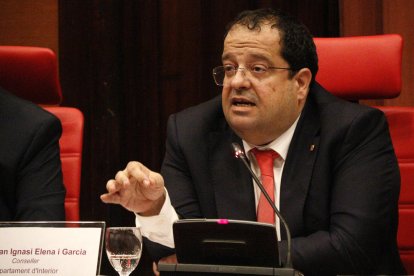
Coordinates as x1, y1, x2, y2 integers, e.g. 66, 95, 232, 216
379, 106, 414, 274
314, 34, 414, 273
0, 46, 84, 221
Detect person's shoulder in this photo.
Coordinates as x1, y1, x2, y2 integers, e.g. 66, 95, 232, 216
0, 87, 58, 118
310, 82, 382, 115
166, 95, 225, 135
0, 87, 60, 127
309, 82, 386, 130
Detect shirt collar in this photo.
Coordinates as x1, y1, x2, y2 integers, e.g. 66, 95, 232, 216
242, 115, 300, 161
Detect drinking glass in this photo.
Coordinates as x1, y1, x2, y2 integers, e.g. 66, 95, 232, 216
105, 227, 143, 276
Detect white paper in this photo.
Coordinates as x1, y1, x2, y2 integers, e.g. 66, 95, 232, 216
0, 227, 102, 276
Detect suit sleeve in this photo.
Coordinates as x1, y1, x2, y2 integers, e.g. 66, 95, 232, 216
285, 108, 402, 275
143, 113, 204, 260
15, 114, 66, 221
161, 113, 203, 218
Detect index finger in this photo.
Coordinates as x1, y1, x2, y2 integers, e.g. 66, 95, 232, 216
105, 178, 123, 194
125, 161, 151, 186
115, 169, 131, 186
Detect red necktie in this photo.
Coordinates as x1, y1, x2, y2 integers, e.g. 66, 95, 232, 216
251, 148, 279, 224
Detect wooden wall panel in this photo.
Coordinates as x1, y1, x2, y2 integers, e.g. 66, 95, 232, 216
340, 0, 383, 35
0, 0, 58, 54
382, 0, 414, 106
340, 0, 414, 107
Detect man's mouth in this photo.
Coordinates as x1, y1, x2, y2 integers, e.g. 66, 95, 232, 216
232, 98, 255, 107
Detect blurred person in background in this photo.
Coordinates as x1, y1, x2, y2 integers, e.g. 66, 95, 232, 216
0, 86, 65, 221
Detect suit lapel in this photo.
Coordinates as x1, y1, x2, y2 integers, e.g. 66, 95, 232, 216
280, 92, 320, 238
208, 125, 256, 221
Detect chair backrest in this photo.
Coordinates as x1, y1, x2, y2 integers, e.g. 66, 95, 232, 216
0, 46, 63, 105
0, 46, 84, 221
315, 34, 402, 100
315, 34, 414, 274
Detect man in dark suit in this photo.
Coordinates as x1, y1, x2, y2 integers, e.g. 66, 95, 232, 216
0, 87, 66, 221
101, 8, 405, 275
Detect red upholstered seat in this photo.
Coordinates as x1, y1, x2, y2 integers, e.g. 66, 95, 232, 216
315, 34, 414, 274
0, 46, 84, 221
44, 107, 84, 221
376, 106, 414, 274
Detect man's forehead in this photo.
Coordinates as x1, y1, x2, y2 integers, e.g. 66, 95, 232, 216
223, 24, 282, 60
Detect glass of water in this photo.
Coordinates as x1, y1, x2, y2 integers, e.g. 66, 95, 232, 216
105, 227, 143, 276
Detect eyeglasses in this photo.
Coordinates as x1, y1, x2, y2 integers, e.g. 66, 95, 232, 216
212, 65, 292, 86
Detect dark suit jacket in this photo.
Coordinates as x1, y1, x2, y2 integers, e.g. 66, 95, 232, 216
0, 87, 65, 221
157, 82, 405, 275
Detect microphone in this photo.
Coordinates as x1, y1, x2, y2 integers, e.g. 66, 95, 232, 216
231, 142, 293, 269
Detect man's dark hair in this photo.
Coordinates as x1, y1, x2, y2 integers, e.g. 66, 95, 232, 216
225, 8, 318, 82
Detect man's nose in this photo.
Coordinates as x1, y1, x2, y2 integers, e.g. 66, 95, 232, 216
230, 68, 251, 89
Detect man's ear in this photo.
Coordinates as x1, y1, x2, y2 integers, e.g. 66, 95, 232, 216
294, 68, 312, 100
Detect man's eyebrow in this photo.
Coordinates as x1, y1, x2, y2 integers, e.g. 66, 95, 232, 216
248, 53, 274, 63
221, 53, 233, 61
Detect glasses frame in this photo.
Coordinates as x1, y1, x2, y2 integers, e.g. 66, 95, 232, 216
212, 65, 292, 86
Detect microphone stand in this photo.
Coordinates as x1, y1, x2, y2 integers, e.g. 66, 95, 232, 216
232, 143, 293, 269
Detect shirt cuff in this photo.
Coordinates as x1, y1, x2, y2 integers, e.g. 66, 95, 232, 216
135, 189, 178, 248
